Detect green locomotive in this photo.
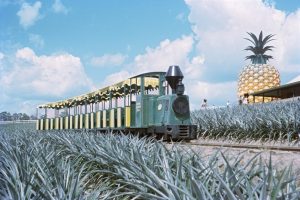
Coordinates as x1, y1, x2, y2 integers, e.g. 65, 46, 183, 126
36, 66, 197, 140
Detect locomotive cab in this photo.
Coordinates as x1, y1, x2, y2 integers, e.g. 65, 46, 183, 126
133, 66, 197, 140
153, 66, 197, 139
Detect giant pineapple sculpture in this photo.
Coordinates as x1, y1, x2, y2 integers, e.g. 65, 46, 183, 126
238, 31, 280, 103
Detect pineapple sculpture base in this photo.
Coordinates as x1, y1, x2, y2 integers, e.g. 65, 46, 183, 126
238, 64, 280, 103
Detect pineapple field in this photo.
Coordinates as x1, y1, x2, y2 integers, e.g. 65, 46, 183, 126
1, 98, 300, 200
192, 99, 300, 143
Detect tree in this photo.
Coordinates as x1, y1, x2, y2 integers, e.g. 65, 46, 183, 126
0, 111, 33, 121
0, 112, 12, 121
20, 113, 30, 120
30, 115, 37, 120
12, 113, 19, 120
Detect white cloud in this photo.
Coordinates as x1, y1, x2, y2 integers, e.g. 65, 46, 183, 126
16, 100, 40, 115
29, 34, 44, 48
0, 93, 10, 112
0, 52, 4, 60
52, 0, 68, 14
130, 35, 207, 85
102, 70, 131, 87
288, 75, 300, 83
185, 0, 300, 77
15, 47, 35, 60
132, 35, 203, 76
1, 47, 93, 99
17, 1, 42, 28
0, 52, 4, 73
91, 53, 127, 67
276, 10, 300, 72
101, 35, 204, 96
83, 0, 300, 111
0, 48, 94, 114
177, 0, 300, 106
187, 81, 237, 109
186, 55, 205, 79
101, 35, 207, 109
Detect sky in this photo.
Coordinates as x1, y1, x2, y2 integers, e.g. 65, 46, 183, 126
0, 0, 300, 114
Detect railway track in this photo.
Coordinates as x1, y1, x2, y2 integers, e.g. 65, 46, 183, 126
176, 141, 300, 152
166, 141, 300, 170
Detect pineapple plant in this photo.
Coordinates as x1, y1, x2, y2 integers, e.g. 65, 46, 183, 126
238, 31, 280, 103
1, 125, 300, 199
192, 100, 300, 141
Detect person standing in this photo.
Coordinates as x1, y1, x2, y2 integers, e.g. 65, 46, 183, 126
243, 93, 249, 104
226, 100, 230, 107
238, 96, 243, 105
201, 99, 208, 108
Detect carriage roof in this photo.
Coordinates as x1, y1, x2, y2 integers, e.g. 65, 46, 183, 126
38, 71, 165, 109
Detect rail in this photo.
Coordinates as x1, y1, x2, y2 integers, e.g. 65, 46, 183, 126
0, 120, 36, 124
177, 141, 300, 152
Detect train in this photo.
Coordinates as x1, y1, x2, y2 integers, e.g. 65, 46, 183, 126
36, 65, 198, 140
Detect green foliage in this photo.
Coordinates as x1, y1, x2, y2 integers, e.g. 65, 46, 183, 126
0, 125, 299, 199
0, 111, 34, 121
192, 100, 300, 142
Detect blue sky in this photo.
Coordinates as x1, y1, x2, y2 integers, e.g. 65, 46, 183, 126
0, 0, 300, 114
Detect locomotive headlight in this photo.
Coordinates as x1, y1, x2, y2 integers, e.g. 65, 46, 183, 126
172, 96, 190, 117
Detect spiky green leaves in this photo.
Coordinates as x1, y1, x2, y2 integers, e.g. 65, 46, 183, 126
192, 100, 299, 142
244, 31, 275, 64
1, 123, 300, 199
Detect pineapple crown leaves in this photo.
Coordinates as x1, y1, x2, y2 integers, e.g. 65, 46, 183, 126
244, 31, 275, 64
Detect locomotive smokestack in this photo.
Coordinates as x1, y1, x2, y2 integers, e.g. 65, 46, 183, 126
165, 65, 185, 95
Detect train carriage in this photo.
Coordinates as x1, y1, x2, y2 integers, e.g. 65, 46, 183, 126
36, 66, 197, 140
